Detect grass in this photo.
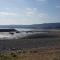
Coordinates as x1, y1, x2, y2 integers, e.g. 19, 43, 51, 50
0, 48, 60, 60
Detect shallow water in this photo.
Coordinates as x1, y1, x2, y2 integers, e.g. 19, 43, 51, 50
0, 28, 46, 39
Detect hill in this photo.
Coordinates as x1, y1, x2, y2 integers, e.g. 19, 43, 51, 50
0, 23, 60, 29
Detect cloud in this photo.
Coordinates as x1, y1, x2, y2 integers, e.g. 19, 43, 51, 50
26, 11, 34, 16
0, 12, 16, 16
56, 6, 60, 8
25, 8, 37, 16
5, 8, 11, 10
25, 8, 49, 19
26, 8, 33, 16
0, 16, 36, 25
24, 7, 49, 25
0, 7, 49, 25
36, 0, 46, 2
26, 8, 32, 11
38, 13, 49, 18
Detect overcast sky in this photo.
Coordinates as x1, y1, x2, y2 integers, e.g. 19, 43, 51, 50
0, 0, 60, 25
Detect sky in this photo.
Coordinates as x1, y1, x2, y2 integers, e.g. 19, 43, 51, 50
0, 0, 60, 25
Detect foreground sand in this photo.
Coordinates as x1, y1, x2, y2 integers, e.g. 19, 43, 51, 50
0, 48, 60, 60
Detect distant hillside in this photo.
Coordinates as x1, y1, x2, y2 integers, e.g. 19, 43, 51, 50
0, 23, 60, 29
